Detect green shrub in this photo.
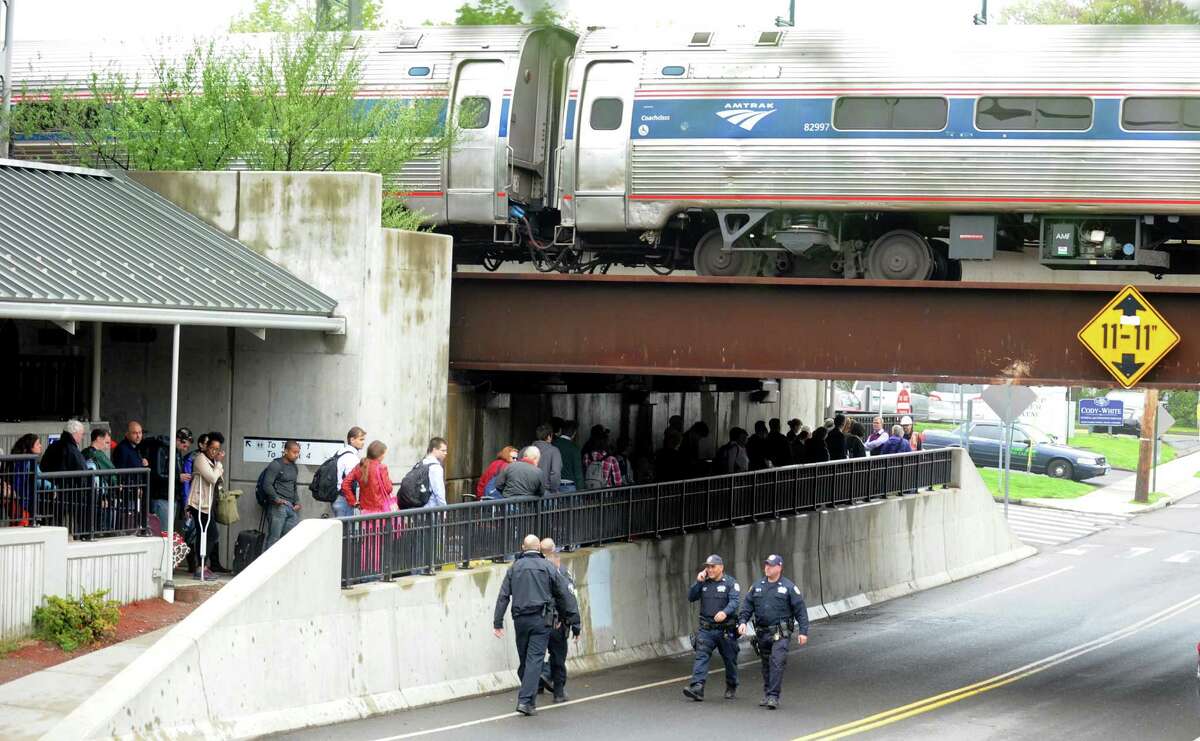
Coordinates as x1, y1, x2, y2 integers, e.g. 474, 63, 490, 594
32, 590, 120, 651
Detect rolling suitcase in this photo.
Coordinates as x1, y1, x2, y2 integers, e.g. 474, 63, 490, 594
233, 513, 267, 573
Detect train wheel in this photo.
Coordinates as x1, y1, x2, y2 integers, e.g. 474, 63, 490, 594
864, 230, 934, 280
693, 229, 750, 277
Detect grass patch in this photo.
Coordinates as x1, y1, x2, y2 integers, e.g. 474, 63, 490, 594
917, 422, 958, 432
1129, 491, 1168, 506
0, 636, 27, 659
1170, 425, 1200, 436
978, 468, 1096, 501
1068, 432, 1176, 471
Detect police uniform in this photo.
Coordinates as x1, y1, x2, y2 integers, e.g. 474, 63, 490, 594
685, 571, 741, 697
737, 571, 809, 706
541, 564, 579, 700
493, 549, 579, 713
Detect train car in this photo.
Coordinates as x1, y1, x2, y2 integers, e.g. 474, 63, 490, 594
553, 24, 1200, 278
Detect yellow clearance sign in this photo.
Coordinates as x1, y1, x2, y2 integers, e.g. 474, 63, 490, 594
1077, 285, 1180, 389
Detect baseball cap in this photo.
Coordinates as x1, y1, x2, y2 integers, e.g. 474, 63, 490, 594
900, 416, 913, 426
176, 427, 193, 442
763, 554, 784, 566
704, 554, 723, 566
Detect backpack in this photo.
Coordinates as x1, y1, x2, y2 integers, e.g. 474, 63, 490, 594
483, 476, 502, 500
397, 461, 433, 509
254, 466, 272, 508
584, 456, 606, 490
309, 451, 350, 504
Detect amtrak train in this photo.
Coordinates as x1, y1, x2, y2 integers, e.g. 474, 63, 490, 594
11, 24, 1200, 279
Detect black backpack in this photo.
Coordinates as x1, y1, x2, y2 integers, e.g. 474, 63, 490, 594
397, 461, 433, 509
309, 452, 349, 504
255, 466, 272, 508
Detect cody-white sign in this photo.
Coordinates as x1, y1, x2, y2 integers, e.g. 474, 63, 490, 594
242, 437, 342, 466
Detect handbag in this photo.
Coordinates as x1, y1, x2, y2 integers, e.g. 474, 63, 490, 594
215, 484, 242, 526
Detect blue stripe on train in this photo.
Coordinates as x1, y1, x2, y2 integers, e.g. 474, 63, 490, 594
631, 97, 1200, 142
565, 99, 577, 140
499, 97, 511, 138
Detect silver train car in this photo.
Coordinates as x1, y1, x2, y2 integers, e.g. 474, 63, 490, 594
11, 25, 1200, 279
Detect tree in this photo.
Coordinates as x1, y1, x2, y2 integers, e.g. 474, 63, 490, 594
1001, 0, 1199, 24
230, 0, 384, 32
10, 33, 453, 230
454, 0, 566, 26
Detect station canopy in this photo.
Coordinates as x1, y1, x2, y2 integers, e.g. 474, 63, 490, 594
0, 159, 343, 333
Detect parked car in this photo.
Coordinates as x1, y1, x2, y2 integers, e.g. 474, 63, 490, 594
927, 384, 984, 422
922, 421, 1110, 481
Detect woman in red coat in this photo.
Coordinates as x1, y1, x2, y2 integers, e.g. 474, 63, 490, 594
340, 441, 393, 574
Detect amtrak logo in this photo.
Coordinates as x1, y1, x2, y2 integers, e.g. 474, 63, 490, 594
716, 103, 777, 131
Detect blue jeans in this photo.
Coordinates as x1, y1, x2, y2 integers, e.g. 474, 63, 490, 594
331, 495, 355, 518
266, 502, 300, 549
690, 627, 740, 688
151, 499, 172, 533
559, 481, 577, 493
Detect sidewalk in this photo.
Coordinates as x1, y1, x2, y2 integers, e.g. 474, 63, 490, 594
0, 627, 167, 741
1022, 448, 1200, 515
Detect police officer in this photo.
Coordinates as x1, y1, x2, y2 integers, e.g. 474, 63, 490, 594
737, 554, 809, 710
538, 537, 580, 703
683, 553, 740, 701
494, 534, 580, 716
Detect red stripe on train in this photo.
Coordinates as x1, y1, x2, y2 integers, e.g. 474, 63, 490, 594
626, 193, 1200, 206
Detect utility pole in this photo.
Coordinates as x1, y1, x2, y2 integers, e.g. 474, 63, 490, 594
775, 0, 796, 27
1134, 389, 1159, 504
973, 0, 988, 25
1, 0, 15, 159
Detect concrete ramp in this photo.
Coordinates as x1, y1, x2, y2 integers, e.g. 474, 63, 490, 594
50, 450, 1031, 739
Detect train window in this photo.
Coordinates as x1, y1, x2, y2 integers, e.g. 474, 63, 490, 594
459, 96, 491, 129
1122, 97, 1200, 131
756, 31, 783, 46
689, 32, 714, 47
661, 66, 686, 77
395, 32, 423, 49
834, 97, 947, 130
590, 97, 624, 130
408, 66, 431, 77
976, 96, 1091, 130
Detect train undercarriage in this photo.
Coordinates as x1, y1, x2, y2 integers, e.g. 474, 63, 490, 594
447, 208, 1200, 279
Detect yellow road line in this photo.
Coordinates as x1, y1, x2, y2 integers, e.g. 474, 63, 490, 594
795, 591, 1200, 740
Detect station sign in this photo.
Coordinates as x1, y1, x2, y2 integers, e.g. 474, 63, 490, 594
1077, 285, 1180, 389
1078, 398, 1123, 427
242, 436, 343, 465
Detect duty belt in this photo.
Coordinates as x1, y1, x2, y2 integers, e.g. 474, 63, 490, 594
700, 618, 735, 632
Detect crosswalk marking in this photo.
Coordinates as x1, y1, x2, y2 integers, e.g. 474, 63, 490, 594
1060, 545, 1103, 556
1165, 550, 1200, 564
1117, 547, 1154, 559
1001, 504, 1131, 547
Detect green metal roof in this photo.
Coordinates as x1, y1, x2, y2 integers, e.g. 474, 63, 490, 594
0, 159, 341, 328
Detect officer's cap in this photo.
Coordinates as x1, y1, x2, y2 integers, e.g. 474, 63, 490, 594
763, 554, 784, 566
704, 554, 723, 566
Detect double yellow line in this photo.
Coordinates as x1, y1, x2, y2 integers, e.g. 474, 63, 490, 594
795, 591, 1200, 740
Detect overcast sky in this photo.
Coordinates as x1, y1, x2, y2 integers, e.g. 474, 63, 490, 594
12, 0, 1021, 41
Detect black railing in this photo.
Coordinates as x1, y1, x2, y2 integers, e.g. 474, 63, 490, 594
0, 454, 150, 539
340, 449, 955, 587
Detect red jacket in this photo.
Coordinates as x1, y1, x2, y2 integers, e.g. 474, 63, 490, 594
341, 460, 393, 511
476, 459, 509, 499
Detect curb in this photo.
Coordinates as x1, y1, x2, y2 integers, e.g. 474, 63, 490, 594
993, 490, 1197, 516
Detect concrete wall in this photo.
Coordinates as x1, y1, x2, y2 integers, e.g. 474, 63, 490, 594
0, 528, 163, 639
123, 171, 452, 548
445, 379, 824, 500
51, 449, 1032, 740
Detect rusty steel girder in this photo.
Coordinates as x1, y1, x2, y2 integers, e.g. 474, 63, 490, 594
449, 274, 1200, 388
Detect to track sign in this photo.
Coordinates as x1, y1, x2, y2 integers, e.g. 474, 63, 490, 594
1077, 285, 1180, 389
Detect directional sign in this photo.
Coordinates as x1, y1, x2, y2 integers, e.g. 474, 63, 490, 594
1156, 404, 1176, 438
1077, 285, 1180, 389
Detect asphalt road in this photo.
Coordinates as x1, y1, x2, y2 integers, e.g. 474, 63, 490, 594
278, 496, 1200, 741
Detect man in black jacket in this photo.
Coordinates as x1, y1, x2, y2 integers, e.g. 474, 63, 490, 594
826, 414, 848, 461
493, 446, 547, 499
493, 534, 580, 716
40, 420, 87, 473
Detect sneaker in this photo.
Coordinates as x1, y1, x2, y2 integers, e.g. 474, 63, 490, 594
759, 696, 769, 707
516, 703, 537, 716
553, 692, 568, 703
765, 697, 779, 710
724, 686, 736, 700
193, 569, 215, 579
682, 683, 704, 701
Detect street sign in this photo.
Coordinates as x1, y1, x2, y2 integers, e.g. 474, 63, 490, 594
896, 388, 912, 415
981, 384, 1037, 424
1156, 405, 1176, 438
1079, 398, 1123, 427
242, 437, 343, 465
1077, 285, 1180, 389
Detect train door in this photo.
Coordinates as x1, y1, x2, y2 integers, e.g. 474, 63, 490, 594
574, 60, 636, 231
447, 60, 505, 224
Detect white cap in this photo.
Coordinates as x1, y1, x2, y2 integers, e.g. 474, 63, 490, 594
900, 416, 913, 425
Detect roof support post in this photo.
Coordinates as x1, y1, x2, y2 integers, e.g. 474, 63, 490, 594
163, 323, 180, 603
90, 321, 101, 423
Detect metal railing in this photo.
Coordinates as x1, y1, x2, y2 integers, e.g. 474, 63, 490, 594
340, 449, 954, 587
0, 454, 150, 538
